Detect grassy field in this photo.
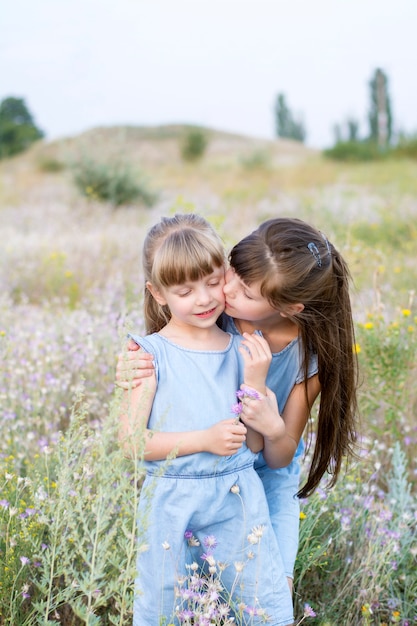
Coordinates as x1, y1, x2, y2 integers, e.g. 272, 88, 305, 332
0, 126, 416, 625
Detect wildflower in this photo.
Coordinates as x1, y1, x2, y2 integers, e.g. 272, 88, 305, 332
203, 535, 218, 550
244, 606, 259, 616
234, 561, 245, 572
177, 609, 194, 620
187, 535, 200, 547
201, 553, 216, 567
184, 530, 193, 540
251, 525, 265, 538
364, 322, 374, 330
162, 541, 171, 550
231, 402, 243, 416
354, 343, 361, 354
21, 584, 30, 600
218, 603, 231, 618
0, 499, 9, 508
20, 556, 30, 566
299, 511, 306, 520
247, 532, 260, 545
230, 484, 240, 494
362, 604, 373, 616
304, 603, 317, 617
402, 308, 411, 317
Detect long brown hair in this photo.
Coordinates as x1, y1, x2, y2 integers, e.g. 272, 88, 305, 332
143, 214, 225, 334
229, 217, 359, 498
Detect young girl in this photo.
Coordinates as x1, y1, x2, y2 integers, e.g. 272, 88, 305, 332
120, 214, 294, 626
117, 216, 359, 593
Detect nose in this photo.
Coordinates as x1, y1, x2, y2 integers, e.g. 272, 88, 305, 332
195, 286, 211, 305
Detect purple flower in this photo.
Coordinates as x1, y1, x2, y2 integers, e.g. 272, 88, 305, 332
20, 556, 30, 566
184, 530, 193, 540
203, 535, 217, 550
243, 387, 261, 399
304, 603, 317, 617
231, 402, 243, 416
0, 499, 9, 508
178, 609, 194, 620
244, 606, 259, 616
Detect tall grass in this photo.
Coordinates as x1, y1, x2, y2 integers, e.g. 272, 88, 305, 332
0, 133, 416, 624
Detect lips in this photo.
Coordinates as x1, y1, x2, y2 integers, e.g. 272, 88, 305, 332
195, 307, 217, 318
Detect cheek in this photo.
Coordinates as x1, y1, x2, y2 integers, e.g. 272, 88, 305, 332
224, 269, 234, 287
217, 286, 226, 302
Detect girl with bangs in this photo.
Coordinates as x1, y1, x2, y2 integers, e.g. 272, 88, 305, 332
118, 216, 359, 601
119, 214, 294, 625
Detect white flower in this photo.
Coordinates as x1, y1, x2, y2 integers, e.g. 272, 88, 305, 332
162, 541, 170, 550
251, 525, 265, 538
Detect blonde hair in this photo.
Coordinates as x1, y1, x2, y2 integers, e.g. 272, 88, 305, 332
143, 214, 225, 333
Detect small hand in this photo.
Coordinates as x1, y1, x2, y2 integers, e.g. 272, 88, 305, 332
205, 419, 247, 456
239, 332, 272, 393
116, 339, 155, 389
239, 386, 285, 441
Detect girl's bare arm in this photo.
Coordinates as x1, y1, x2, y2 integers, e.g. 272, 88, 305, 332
239, 374, 321, 467
119, 349, 247, 459
238, 332, 272, 453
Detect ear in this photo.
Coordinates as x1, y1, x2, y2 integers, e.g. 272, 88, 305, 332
280, 302, 305, 318
146, 281, 167, 306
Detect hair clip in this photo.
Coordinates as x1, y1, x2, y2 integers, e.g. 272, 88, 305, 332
307, 242, 322, 267
321, 233, 332, 257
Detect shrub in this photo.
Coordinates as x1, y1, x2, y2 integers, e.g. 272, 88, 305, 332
240, 149, 271, 170
37, 156, 65, 173
180, 128, 208, 162
72, 158, 157, 207
323, 140, 383, 162
295, 442, 417, 624
392, 136, 417, 160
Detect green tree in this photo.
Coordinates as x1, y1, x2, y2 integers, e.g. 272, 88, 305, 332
347, 117, 360, 142
0, 96, 44, 159
368, 68, 392, 147
274, 93, 306, 142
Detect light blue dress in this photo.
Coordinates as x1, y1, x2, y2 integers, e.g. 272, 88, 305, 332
221, 315, 318, 579
129, 331, 294, 626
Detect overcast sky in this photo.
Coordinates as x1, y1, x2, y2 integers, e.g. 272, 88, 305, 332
1, 0, 417, 148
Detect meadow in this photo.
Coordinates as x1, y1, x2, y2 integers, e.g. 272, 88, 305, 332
0, 126, 416, 625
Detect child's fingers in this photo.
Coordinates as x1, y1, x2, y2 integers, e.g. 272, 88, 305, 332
241, 332, 272, 358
